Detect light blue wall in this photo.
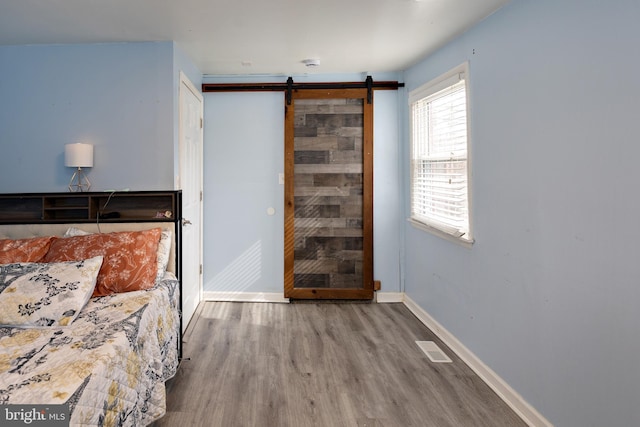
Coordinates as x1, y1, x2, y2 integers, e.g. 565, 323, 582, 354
402, 1, 640, 426
373, 89, 402, 294
202, 74, 403, 295
0, 41, 199, 192
203, 91, 284, 294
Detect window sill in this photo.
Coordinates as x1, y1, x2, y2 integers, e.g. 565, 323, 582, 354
407, 218, 474, 248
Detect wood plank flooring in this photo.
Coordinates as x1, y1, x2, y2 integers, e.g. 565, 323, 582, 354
151, 302, 527, 427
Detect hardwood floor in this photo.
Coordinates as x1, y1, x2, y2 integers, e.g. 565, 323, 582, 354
152, 302, 527, 427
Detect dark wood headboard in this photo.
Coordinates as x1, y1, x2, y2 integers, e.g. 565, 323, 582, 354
0, 190, 182, 278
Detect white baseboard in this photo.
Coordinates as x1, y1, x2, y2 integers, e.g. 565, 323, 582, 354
203, 291, 289, 303
375, 292, 404, 303
403, 295, 553, 427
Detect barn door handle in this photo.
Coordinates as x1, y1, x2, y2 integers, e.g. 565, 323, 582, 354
182, 218, 192, 226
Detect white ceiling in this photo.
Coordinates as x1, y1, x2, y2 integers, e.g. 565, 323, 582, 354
0, 0, 509, 76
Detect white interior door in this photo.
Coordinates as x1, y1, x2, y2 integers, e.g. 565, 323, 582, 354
179, 72, 203, 333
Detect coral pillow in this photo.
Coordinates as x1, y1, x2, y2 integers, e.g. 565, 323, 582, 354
0, 236, 54, 264
43, 228, 161, 296
64, 226, 172, 281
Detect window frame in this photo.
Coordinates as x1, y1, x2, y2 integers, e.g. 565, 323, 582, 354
408, 62, 473, 246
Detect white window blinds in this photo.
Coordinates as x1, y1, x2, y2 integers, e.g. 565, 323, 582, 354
410, 70, 470, 240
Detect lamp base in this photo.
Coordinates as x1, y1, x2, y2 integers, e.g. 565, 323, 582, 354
68, 168, 91, 192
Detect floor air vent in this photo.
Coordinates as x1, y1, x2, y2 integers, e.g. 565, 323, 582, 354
416, 341, 452, 363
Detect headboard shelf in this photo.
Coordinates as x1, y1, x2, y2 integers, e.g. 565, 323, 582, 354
0, 191, 181, 224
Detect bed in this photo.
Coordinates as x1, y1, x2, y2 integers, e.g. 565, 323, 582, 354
0, 220, 181, 426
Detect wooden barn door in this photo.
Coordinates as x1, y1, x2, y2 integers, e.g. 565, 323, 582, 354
284, 89, 373, 300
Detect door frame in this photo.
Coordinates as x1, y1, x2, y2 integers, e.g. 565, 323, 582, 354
284, 88, 374, 300
178, 71, 204, 329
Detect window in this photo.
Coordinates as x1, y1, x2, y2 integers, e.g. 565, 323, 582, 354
409, 63, 472, 243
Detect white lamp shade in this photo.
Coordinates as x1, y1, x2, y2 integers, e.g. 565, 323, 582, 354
65, 143, 94, 168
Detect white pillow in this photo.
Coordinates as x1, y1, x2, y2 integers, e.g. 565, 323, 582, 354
63, 227, 90, 238
155, 228, 172, 280
64, 227, 172, 281
0, 256, 103, 328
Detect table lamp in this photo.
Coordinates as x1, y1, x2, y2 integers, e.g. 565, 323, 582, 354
65, 143, 93, 192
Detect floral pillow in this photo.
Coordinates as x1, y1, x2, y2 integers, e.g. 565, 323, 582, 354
0, 236, 54, 264
43, 228, 161, 296
64, 227, 172, 281
0, 256, 103, 328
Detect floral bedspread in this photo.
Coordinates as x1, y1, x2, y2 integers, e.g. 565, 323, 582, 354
0, 277, 180, 426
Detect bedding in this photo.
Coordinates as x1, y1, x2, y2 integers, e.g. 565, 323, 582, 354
0, 221, 182, 427
0, 275, 180, 426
